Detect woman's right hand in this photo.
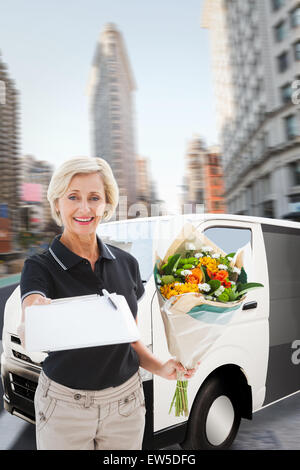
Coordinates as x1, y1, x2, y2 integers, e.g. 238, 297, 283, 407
18, 294, 52, 349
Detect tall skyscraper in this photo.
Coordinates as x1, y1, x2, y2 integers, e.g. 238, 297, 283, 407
202, 0, 300, 220
88, 23, 138, 212
0, 51, 21, 249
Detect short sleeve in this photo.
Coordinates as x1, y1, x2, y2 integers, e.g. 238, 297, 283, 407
20, 258, 52, 303
134, 259, 145, 302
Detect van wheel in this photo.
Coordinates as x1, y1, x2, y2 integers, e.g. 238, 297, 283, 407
181, 375, 241, 450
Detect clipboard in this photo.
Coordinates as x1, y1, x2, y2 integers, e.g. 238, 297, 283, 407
24, 292, 140, 352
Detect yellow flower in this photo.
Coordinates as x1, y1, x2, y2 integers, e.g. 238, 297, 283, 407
197, 256, 218, 273
160, 282, 200, 299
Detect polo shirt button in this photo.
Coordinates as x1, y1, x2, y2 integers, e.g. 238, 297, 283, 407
74, 393, 82, 400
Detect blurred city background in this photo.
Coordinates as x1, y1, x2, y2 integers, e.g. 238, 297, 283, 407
0, 0, 299, 278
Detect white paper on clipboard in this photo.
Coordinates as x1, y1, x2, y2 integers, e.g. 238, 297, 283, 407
24, 293, 140, 352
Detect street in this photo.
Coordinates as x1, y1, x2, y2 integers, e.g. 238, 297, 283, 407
0, 279, 300, 450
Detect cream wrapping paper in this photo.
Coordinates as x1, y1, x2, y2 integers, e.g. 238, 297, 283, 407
154, 222, 246, 369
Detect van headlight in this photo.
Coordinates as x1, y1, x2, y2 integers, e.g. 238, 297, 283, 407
1, 331, 12, 357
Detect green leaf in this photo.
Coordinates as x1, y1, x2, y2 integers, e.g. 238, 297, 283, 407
164, 254, 182, 275
200, 265, 207, 283
225, 252, 236, 259
236, 282, 264, 297
237, 266, 247, 284
207, 279, 221, 293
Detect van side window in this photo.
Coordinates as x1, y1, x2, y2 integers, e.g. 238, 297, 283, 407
98, 220, 157, 283
204, 226, 252, 279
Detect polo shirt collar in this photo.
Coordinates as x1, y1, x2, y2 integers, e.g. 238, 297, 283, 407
49, 234, 116, 270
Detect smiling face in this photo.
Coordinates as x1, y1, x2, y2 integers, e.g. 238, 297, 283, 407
56, 172, 107, 236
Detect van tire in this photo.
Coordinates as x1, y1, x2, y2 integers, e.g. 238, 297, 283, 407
181, 375, 241, 450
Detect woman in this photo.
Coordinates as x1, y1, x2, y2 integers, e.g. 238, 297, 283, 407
18, 156, 198, 450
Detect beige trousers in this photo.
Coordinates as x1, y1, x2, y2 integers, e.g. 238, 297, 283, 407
34, 369, 146, 450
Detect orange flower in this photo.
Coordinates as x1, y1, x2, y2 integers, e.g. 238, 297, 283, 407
186, 267, 203, 284
213, 270, 228, 282
186, 274, 199, 284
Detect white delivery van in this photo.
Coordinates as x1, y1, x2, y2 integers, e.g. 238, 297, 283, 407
1, 213, 300, 450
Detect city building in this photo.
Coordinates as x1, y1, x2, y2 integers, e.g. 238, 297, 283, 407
182, 136, 226, 213
19, 155, 54, 231
205, 145, 227, 213
88, 23, 138, 213
202, 0, 300, 220
0, 50, 21, 251
136, 155, 156, 216
182, 136, 206, 212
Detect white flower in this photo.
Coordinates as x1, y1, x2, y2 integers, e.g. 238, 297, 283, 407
214, 285, 225, 297
174, 282, 184, 286
227, 256, 233, 261
206, 254, 211, 258
198, 283, 211, 292
205, 295, 213, 300
194, 252, 203, 258
231, 280, 236, 285
218, 264, 228, 270
212, 253, 220, 258
185, 242, 196, 250
202, 245, 213, 252
181, 270, 193, 276
233, 266, 241, 274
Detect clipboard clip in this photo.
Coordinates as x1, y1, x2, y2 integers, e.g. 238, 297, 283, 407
102, 289, 118, 310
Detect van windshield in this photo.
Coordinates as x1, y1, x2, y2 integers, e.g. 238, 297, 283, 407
98, 215, 204, 282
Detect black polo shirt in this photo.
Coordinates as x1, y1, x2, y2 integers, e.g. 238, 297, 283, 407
20, 234, 145, 390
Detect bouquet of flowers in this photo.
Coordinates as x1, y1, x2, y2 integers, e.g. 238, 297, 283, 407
154, 222, 264, 417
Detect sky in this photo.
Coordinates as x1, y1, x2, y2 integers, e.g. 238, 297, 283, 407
0, 0, 218, 213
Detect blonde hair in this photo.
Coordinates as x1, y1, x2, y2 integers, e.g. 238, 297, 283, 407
47, 157, 119, 226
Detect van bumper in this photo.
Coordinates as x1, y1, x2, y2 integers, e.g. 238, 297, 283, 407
1, 353, 40, 424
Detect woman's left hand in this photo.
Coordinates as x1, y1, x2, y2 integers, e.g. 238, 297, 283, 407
157, 359, 200, 381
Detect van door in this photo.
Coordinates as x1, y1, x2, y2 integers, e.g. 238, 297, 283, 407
261, 223, 300, 405
196, 219, 270, 411
152, 217, 270, 434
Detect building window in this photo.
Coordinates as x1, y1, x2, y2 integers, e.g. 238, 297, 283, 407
280, 83, 293, 104
285, 114, 298, 139
110, 94, 119, 102
274, 20, 287, 42
211, 167, 219, 175
262, 200, 274, 218
290, 6, 300, 28
277, 51, 289, 72
196, 189, 204, 204
294, 41, 300, 61
290, 161, 300, 186
262, 174, 271, 196
271, 0, 285, 11
0, 80, 5, 105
